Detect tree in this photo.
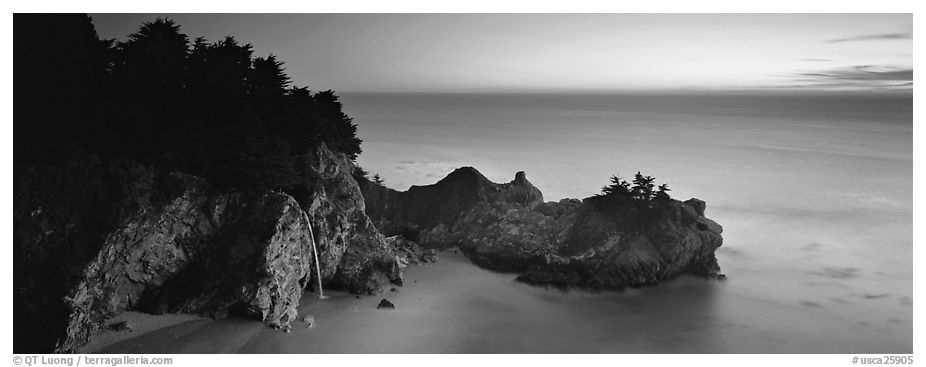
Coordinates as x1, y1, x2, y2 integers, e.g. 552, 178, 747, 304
16, 14, 368, 195
213, 116, 300, 190
631, 172, 656, 201
14, 14, 114, 158
372, 174, 385, 185
599, 175, 632, 199
598, 171, 670, 203
109, 18, 190, 163
250, 54, 290, 106
352, 166, 369, 182
315, 90, 363, 160
654, 183, 672, 203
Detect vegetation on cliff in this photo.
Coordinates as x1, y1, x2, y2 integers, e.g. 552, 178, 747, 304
15, 14, 362, 191
14, 14, 388, 353
585, 172, 676, 232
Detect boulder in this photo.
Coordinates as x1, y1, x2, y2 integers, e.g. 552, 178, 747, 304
107, 321, 131, 332
387, 235, 440, 267
45, 172, 314, 352
377, 299, 395, 309
302, 314, 315, 328
302, 144, 403, 294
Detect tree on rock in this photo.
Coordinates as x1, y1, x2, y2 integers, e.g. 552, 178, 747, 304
598, 175, 632, 199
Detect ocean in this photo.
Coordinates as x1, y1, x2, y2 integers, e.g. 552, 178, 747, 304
96, 91, 912, 353
344, 91, 913, 353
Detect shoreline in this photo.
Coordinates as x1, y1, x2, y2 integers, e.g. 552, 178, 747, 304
78, 312, 207, 353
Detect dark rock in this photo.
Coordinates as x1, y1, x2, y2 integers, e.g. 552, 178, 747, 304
387, 235, 439, 267
302, 144, 403, 295
421, 249, 440, 263
685, 198, 707, 217
377, 299, 395, 309
359, 169, 544, 243
107, 321, 131, 332
360, 167, 725, 291
387, 235, 422, 268
52, 177, 313, 353
14, 144, 407, 353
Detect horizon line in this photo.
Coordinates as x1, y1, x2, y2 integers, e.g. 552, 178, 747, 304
335, 87, 914, 95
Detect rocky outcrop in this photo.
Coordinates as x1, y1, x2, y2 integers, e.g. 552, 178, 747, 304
14, 144, 403, 353
387, 236, 439, 268
58, 183, 313, 353
302, 144, 403, 294
15, 151, 316, 353
359, 167, 544, 240
363, 168, 724, 290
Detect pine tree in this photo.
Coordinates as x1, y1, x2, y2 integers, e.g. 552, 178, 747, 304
654, 183, 672, 203
599, 175, 632, 198
631, 172, 656, 201
315, 90, 363, 159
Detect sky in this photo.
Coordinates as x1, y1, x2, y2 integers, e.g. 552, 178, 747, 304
89, 13, 913, 92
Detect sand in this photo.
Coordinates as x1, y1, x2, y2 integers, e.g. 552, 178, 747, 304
79, 312, 206, 353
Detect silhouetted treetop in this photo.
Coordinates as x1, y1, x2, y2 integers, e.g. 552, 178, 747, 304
590, 171, 675, 230
15, 14, 366, 192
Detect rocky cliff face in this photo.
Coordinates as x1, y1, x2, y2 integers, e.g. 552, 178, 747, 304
14, 144, 402, 353
362, 168, 724, 290
57, 182, 313, 353
301, 144, 403, 293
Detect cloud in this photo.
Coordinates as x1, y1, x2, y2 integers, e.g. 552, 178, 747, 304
800, 58, 832, 62
826, 32, 912, 43
775, 65, 913, 90
796, 65, 912, 82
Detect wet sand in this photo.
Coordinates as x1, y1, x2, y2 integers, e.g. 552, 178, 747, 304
80, 312, 205, 353
93, 249, 911, 353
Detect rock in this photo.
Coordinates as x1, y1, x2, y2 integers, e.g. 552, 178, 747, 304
14, 144, 406, 353
377, 299, 395, 309
360, 167, 725, 291
421, 249, 439, 263
302, 314, 315, 328
135, 190, 313, 326
387, 235, 439, 266
48, 176, 314, 353
359, 168, 544, 243
107, 321, 131, 332
302, 144, 403, 294
387, 235, 422, 268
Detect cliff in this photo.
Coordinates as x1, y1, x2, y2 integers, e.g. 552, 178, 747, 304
14, 146, 723, 353
14, 144, 401, 353
359, 167, 544, 239
361, 168, 724, 290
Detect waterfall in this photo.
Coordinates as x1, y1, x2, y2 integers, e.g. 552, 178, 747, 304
307, 221, 329, 300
